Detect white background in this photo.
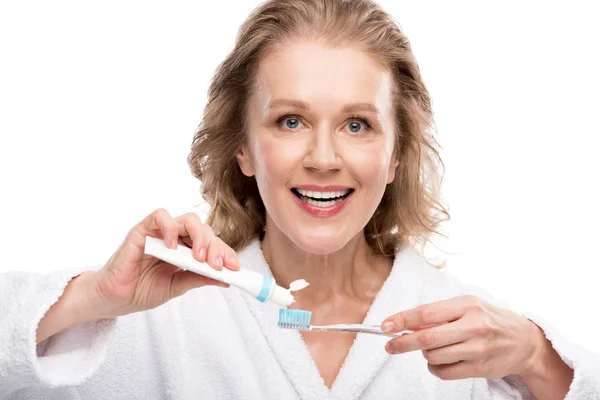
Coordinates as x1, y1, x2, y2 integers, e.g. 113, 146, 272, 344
1, 1, 598, 355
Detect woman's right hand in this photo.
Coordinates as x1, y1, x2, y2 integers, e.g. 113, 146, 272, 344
37, 208, 239, 344
88, 208, 240, 319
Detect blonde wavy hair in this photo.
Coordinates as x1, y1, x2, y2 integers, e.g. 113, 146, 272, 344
188, 0, 449, 258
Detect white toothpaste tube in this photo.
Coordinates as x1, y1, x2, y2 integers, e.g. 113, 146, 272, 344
144, 236, 308, 307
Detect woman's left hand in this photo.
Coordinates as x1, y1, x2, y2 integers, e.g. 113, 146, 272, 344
381, 295, 547, 380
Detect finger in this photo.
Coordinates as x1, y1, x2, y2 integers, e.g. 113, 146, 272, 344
385, 320, 470, 354
422, 343, 471, 366
175, 213, 214, 263
131, 208, 182, 250
170, 270, 230, 298
223, 245, 240, 271
178, 235, 193, 248
382, 296, 475, 333
410, 322, 446, 331
427, 361, 477, 380
206, 236, 228, 271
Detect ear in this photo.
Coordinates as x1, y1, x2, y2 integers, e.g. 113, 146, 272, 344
235, 145, 255, 177
386, 158, 399, 184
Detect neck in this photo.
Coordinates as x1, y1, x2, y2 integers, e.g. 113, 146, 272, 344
260, 221, 393, 309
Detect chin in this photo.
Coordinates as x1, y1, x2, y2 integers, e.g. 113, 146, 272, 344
288, 229, 353, 255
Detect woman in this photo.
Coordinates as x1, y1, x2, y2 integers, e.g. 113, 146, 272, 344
1, 0, 598, 399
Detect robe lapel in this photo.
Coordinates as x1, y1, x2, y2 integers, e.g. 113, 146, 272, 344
236, 240, 429, 400
329, 246, 428, 400
237, 240, 331, 400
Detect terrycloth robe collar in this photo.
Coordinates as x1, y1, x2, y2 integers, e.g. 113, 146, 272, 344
235, 239, 429, 400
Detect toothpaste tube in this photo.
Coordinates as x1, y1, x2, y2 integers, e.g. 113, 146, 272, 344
144, 236, 308, 307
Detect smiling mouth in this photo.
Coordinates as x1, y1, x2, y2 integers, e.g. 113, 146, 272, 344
291, 188, 354, 207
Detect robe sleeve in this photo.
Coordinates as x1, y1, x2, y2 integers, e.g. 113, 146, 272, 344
488, 312, 600, 400
0, 269, 116, 397
456, 281, 600, 399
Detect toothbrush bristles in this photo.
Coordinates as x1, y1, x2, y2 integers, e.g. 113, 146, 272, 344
278, 309, 312, 330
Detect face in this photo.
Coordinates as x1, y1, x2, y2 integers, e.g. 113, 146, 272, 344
236, 39, 398, 254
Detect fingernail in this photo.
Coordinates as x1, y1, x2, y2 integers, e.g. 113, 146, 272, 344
385, 341, 393, 353
198, 248, 206, 261
215, 256, 223, 269
382, 321, 395, 333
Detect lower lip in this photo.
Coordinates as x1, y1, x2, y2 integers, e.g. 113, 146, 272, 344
292, 191, 353, 218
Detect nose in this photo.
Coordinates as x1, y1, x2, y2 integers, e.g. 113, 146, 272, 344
302, 124, 343, 172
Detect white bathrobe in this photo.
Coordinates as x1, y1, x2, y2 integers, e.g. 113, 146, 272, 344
1, 239, 599, 399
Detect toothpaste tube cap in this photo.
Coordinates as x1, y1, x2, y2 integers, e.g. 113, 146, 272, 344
269, 285, 296, 307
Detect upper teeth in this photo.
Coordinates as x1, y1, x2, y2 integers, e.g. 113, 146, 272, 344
296, 189, 351, 199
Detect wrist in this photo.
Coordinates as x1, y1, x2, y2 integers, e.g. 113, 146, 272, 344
66, 270, 108, 322
520, 322, 551, 381
36, 271, 105, 344
519, 321, 574, 400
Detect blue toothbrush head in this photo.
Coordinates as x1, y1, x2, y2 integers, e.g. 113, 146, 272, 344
278, 309, 312, 330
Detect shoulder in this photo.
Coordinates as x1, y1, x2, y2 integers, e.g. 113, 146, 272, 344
396, 246, 497, 305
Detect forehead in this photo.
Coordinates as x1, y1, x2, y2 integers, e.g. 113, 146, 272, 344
252, 40, 393, 108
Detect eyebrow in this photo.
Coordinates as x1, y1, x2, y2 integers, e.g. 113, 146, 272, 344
267, 99, 380, 114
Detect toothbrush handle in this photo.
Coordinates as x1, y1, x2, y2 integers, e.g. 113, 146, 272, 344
312, 324, 412, 338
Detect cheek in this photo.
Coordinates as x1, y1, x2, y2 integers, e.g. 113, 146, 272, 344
343, 144, 395, 186
252, 136, 304, 184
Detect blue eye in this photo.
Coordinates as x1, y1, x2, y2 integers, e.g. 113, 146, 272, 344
346, 117, 372, 134
276, 115, 303, 130
285, 118, 300, 129
348, 121, 363, 133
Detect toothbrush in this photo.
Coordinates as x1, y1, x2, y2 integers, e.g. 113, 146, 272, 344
278, 309, 412, 338
144, 236, 309, 307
